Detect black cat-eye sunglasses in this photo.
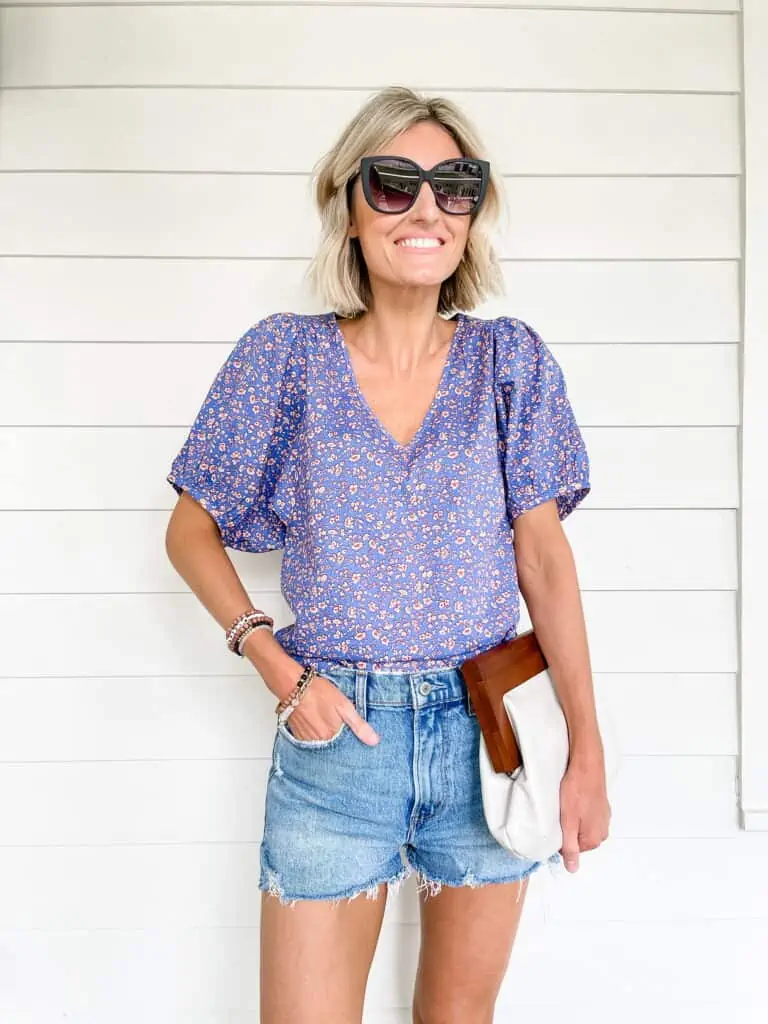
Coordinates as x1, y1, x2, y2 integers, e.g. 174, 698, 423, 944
347, 155, 490, 217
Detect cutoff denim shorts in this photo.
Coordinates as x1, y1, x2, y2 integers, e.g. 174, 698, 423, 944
258, 663, 563, 907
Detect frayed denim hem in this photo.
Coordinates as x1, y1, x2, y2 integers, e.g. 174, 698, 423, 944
403, 849, 564, 904
259, 858, 413, 909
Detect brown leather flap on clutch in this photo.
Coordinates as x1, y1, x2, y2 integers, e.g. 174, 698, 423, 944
458, 630, 547, 774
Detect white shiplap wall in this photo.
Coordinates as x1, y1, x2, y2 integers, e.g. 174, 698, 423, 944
1, 2, 763, 1021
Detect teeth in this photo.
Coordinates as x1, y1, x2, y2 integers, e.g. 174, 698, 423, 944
396, 237, 442, 248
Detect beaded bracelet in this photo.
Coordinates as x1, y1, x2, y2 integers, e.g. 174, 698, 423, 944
226, 607, 274, 656
276, 664, 314, 714
236, 621, 273, 656
276, 664, 316, 725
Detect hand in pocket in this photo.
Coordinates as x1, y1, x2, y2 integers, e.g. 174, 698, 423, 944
282, 674, 380, 746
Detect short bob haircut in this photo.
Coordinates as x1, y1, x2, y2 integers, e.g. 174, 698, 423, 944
305, 85, 507, 319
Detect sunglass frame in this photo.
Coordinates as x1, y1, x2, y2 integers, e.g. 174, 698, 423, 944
349, 155, 491, 216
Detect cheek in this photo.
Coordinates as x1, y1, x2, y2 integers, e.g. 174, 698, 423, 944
453, 223, 471, 251
358, 228, 398, 268
445, 228, 470, 267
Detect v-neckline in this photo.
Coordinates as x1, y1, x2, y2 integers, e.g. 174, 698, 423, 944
328, 311, 465, 456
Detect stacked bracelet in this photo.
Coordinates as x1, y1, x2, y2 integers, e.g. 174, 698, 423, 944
236, 622, 273, 656
226, 607, 274, 656
276, 664, 316, 724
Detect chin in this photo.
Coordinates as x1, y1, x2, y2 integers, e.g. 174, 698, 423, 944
397, 276, 446, 289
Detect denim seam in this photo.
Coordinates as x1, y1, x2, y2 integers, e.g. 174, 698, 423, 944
366, 697, 466, 709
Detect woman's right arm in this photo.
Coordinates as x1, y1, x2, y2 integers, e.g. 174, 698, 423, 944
165, 491, 300, 702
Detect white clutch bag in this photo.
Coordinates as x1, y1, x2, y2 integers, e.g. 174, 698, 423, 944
460, 631, 620, 862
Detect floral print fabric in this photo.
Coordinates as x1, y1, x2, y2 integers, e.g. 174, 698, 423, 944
167, 311, 590, 672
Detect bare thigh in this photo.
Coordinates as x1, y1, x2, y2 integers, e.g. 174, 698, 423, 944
412, 876, 530, 1024
260, 881, 389, 1024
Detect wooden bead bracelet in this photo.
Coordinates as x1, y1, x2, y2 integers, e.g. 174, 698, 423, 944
226, 607, 274, 656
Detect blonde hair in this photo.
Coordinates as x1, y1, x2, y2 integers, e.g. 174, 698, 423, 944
304, 86, 506, 318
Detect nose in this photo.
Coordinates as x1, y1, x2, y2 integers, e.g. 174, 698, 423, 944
409, 180, 441, 220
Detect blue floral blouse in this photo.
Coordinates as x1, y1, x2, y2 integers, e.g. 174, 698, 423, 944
167, 311, 591, 673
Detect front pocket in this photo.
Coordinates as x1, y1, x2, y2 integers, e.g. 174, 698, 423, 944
277, 718, 349, 749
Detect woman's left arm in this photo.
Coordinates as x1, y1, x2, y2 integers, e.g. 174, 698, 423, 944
513, 499, 611, 873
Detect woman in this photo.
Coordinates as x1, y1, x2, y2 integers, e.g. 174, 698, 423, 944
166, 86, 609, 1024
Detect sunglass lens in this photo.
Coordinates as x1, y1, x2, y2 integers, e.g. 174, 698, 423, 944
432, 159, 485, 214
367, 159, 421, 213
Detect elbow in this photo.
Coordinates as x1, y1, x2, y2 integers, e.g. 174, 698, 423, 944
514, 524, 574, 586
165, 505, 185, 566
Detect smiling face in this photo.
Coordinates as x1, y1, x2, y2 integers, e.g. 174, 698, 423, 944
347, 120, 472, 300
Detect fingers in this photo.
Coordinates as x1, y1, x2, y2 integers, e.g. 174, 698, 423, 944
313, 675, 380, 746
559, 807, 580, 873
284, 675, 381, 746
337, 699, 380, 746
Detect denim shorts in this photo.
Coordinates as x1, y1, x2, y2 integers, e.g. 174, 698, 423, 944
259, 663, 563, 906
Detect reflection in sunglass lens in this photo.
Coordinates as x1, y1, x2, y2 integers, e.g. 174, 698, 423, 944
368, 159, 421, 213
432, 160, 484, 213
366, 158, 484, 214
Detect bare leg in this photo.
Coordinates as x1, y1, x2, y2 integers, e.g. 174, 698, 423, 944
411, 876, 530, 1024
260, 881, 389, 1023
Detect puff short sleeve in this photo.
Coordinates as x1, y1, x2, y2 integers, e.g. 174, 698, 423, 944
166, 312, 305, 552
493, 316, 591, 523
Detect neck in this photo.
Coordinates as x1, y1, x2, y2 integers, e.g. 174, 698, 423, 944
346, 289, 452, 369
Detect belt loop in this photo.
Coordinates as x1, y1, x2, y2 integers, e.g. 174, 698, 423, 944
458, 667, 475, 717
407, 673, 417, 709
355, 669, 368, 721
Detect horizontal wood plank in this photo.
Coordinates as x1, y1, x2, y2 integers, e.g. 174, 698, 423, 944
0, 920, 763, 1018
0, 591, 738, 677
0, 342, 739, 427
0, 425, 739, 511
0, 8, 739, 91
3, 0, 741, 10
0, 258, 740, 345
0, 834, 762, 931
0, 670, 737, 762
0, 90, 739, 175
0, 754, 741, 846
0, 509, 737, 594
0, 175, 740, 259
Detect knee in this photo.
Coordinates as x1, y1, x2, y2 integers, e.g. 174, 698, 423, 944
412, 996, 494, 1024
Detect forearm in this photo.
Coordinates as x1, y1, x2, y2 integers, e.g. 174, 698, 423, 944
516, 539, 603, 767
165, 514, 299, 701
